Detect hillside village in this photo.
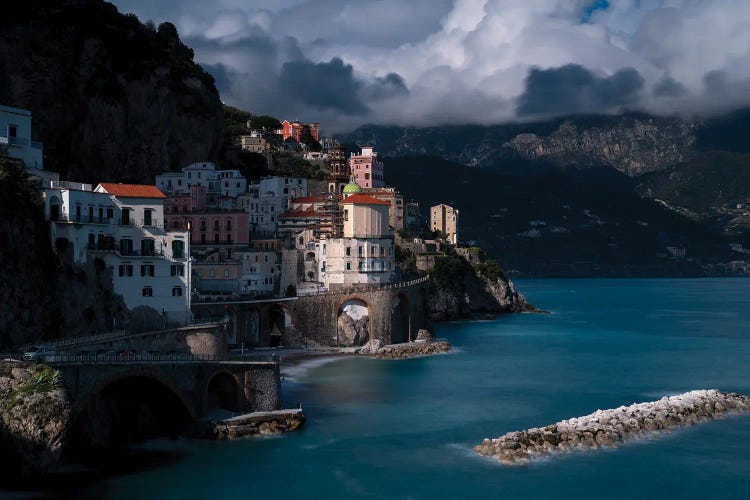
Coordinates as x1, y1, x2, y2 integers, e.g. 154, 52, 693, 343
1, 103, 470, 335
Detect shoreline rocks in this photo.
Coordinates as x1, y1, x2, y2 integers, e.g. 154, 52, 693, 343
474, 390, 750, 466
372, 340, 452, 359
186, 409, 306, 440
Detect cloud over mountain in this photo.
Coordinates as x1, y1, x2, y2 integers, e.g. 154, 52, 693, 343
114, 0, 750, 131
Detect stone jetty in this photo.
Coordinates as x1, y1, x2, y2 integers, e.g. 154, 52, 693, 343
187, 409, 305, 440
373, 340, 452, 359
474, 390, 750, 465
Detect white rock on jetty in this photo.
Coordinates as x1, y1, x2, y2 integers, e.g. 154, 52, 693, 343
474, 390, 750, 465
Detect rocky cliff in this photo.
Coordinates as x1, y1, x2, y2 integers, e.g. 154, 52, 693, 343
427, 251, 533, 321
0, 362, 72, 480
0, 0, 223, 184
503, 117, 696, 176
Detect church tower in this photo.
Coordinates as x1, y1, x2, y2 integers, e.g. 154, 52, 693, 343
327, 144, 350, 194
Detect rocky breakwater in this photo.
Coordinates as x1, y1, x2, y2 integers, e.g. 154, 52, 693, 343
188, 409, 306, 440
372, 330, 452, 359
0, 361, 72, 480
474, 390, 750, 466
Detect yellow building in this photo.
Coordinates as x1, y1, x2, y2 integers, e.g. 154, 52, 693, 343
430, 204, 458, 244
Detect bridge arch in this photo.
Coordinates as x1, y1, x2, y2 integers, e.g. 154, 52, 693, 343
205, 370, 243, 414
68, 370, 194, 450
336, 297, 372, 347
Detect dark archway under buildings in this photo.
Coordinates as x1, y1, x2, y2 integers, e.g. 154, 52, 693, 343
67, 376, 192, 454
267, 305, 289, 347
390, 293, 411, 344
206, 372, 242, 414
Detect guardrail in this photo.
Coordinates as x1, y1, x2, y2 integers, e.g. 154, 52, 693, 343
297, 275, 430, 297
43, 352, 277, 364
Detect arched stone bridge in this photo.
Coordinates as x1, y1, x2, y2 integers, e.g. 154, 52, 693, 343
192, 277, 430, 348
51, 358, 281, 423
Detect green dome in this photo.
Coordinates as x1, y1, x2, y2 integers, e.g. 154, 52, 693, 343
342, 182, 362, 194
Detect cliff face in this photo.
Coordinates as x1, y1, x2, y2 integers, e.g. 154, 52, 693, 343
0, 0, 223, 184
427, 253, 533, 321
0, 362, 72, 480
503, 118, 696, 176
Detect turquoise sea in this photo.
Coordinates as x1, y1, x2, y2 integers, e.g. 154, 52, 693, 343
51, 280, 750, 497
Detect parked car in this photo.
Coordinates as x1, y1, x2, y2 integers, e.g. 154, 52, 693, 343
23, 346, 59, 362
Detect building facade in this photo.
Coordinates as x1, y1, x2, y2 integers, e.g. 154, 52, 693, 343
44, 182, 191, 325
240, 133, 268, 153
430, 203, 459, 244
280, 120, 319, 142
0, 104, 43, 170
349, 146, 385, 189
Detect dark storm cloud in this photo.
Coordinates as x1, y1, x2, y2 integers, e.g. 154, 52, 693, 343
517, 64, 645, 117
653, 77, 688, 97
279, 57, 368, 114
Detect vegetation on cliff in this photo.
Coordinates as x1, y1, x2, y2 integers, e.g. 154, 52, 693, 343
0, 362, 72, 480
0, 0, 224, 184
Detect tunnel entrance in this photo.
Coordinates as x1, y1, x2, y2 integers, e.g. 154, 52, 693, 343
69, 376, 191, 452
206, 372, 241, 414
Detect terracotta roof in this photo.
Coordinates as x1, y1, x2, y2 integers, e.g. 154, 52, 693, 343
280, 208, 318, 218
292, 195, 326, 203
341, 194, 389, 205
98, 183, 166, 198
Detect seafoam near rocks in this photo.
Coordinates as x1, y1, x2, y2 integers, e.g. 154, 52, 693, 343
474, 390, 750, 465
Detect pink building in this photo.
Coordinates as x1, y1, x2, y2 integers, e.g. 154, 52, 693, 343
192, 212, 249, 246
164, 185, 207, 220
281, 120, 319, 142
349, 146, 384, 189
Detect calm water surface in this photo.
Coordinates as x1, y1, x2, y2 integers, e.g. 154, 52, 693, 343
75, 279, 750, 498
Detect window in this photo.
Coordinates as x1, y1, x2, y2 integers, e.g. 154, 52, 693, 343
142, 287, 153, 297
344, 209, 349, 221
118, 264, 133, 277
170, 264, 184, 276
370, 246, 376, 256
223, 269, 230, 278
365, 173, 370, 180
346, 247, 351, 256
346, 262, 351, 270
358, 246, 363, 256
209, 269, 216, 277
140, 264, 155, 277
106, 207, 113, 219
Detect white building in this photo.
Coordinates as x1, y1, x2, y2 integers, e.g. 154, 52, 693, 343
0, 104, 44, 170
244, 176, 308, 237
44, 181, 191, 325
317, 191, 396, 289
237, 249, 281, 296
155, 162, 248, 202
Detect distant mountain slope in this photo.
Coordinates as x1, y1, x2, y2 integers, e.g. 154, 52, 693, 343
0, 0, 223, 184
638, 152, 750, 233
341, 113, 699, 175
385, 155, 737, 276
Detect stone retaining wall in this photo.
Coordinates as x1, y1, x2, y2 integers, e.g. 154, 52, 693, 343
474, 390, 750, 465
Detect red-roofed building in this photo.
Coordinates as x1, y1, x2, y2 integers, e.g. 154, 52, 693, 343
96, 183, 167, 198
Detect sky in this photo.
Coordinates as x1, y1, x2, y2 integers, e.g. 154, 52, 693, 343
113, 0, 750, 132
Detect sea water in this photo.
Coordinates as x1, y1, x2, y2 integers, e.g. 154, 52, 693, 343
58, 279, 750, 498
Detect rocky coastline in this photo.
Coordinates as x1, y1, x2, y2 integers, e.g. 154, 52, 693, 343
186, 409, 306, 440
474, 390, 750, 466
0, 361, 71, 480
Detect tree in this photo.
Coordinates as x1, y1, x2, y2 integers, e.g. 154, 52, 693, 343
250, 115, 282, 133
299, 125, 322, 152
